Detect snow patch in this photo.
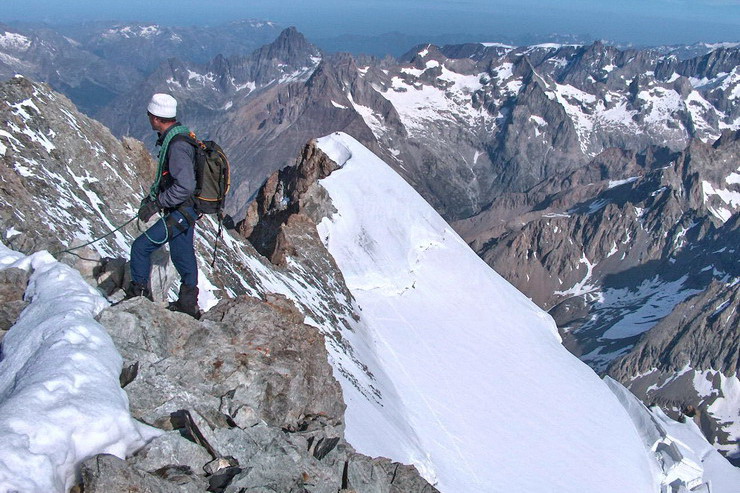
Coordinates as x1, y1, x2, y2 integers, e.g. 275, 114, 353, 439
554, 253, 597, 297
0, 243, 159, 492
480, 42, 515, 49
596, 276, 702, 340
702, 179, 740, 222
232, 79, 256, 92
608, 176, 639, 188
0, 31, 31, 51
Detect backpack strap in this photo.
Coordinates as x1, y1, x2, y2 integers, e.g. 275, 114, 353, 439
148, 125, 190, 201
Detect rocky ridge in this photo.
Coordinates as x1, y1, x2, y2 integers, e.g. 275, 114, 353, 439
0, 23, 144, 115
0, 77, 438, 490
59, 20, 283, 74
0, 20, 284, 115
76, 295, 437, 492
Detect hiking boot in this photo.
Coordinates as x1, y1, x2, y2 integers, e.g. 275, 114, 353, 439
124, 281, 153, 301
168, 283, 201, 319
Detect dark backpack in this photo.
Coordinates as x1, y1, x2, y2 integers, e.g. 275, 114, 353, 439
163, 129, 231, 216
182, 132, 231, 266
190, 137, 231, 215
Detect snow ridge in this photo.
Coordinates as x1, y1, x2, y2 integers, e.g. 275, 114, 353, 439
316, 132, 659, 493
0, 243, 158, 492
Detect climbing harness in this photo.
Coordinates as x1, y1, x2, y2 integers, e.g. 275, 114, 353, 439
142, 206, 199, 246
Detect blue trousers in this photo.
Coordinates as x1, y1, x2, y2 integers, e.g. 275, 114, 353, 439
130, 207, 198, 287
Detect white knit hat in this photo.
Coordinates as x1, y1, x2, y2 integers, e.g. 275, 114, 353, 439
147, 93, 177, 118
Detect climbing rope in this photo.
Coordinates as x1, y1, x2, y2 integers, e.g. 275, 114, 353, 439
142, 213, 170, 246
50, 215, 138, 256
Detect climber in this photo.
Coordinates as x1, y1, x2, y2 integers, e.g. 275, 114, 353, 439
124, 93, 200, 319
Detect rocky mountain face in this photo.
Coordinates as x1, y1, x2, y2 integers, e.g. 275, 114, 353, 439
453, 130, 740, 456
0, 23, 139, 115
654, 42, 740, 61
0, 75, 152, 256
0, 76, 438, 491
4, 22, 738, 221
95, 31, 739, 224
370, 40, 738, 220
0, 20, 284, 116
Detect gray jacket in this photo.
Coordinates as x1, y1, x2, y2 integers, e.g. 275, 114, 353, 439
156, 124, 196, 209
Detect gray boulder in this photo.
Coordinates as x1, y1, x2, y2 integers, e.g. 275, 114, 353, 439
99, 294, 345, 430
345, 455, 441, 493
79, 454, 207, 493
129, 431, 213, 478
90, 293, 437, 492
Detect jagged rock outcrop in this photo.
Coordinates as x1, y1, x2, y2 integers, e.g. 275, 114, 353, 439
0, 76, 385, 464
79, 454, 207, 493
0, 267, 28, 340
610, 276, 738, 379
82, 295, 438, 492
237, 139, 339, 263
100, 295, 345, 429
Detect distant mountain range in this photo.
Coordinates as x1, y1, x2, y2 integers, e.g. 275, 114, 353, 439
0, 20, 283, 114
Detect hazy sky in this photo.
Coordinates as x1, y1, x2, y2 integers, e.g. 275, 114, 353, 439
2, 0, 739, 45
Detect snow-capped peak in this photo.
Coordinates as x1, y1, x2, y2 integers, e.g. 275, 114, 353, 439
102, 24, 165, 40
0, 31, 32, 51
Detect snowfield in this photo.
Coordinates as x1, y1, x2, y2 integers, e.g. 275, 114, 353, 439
315, 132, 739, 493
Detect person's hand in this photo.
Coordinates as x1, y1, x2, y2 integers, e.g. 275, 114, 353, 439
138, 196, 160, 222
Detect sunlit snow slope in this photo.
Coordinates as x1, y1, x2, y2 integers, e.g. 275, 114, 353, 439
315, 132, 659, 493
